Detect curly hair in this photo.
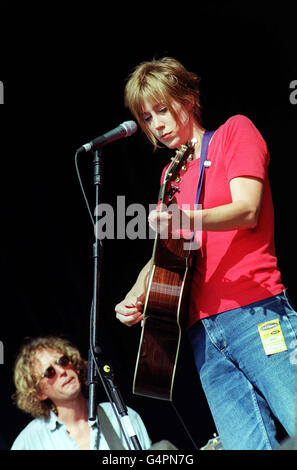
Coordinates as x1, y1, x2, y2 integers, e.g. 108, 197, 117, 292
12, 336, 89, 419
124, 57, 202, 150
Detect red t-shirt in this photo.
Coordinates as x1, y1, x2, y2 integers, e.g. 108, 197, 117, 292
160, 115, 284, 327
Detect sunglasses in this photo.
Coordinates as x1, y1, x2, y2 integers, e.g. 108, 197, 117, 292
41, 355, 73, 379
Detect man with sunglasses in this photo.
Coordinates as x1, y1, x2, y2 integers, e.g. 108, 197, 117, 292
10, 336, 151, 450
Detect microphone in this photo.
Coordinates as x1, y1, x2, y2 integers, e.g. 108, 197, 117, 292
77, 120, 137, 153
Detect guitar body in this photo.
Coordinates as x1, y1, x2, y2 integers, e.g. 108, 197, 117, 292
133, 233, 194, 400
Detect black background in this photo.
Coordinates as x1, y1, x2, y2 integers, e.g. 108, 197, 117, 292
0, 1, 296, 455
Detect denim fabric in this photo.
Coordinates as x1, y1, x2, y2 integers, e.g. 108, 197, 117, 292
188, 291, 297, 450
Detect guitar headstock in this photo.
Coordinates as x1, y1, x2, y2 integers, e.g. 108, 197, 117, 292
158, 140, 196, 205
164, 140, 196, 184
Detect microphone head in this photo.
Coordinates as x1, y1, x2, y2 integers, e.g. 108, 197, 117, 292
121, 120, 138, 136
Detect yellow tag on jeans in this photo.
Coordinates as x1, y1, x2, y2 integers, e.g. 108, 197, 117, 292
258, 319, 287, 355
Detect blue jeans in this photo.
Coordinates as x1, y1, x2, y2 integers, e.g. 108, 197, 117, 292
188, 291, 297, 450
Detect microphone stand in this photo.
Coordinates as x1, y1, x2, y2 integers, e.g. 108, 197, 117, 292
88, 148, 142, 451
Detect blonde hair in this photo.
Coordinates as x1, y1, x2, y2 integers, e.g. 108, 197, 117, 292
124, 57, 202, 150
12, 336, 88, 419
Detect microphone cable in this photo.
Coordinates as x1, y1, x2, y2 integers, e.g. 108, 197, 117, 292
75, 150, 95, 227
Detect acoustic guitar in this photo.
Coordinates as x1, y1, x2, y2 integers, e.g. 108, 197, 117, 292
133, 141, 196, 400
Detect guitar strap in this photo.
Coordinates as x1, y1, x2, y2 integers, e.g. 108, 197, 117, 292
195, 129, 216, 206
189, 129, 215, 250
96, 405, 178, 450
97, 404, 125, 450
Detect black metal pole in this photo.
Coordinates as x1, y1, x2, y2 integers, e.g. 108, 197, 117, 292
88, 148, 103, 422
87, 149, 142, 450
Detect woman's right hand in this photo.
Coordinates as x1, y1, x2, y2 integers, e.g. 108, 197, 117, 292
115, 295, 144, 327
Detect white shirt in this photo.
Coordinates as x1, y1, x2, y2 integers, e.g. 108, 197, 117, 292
11, 402, 151, 450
